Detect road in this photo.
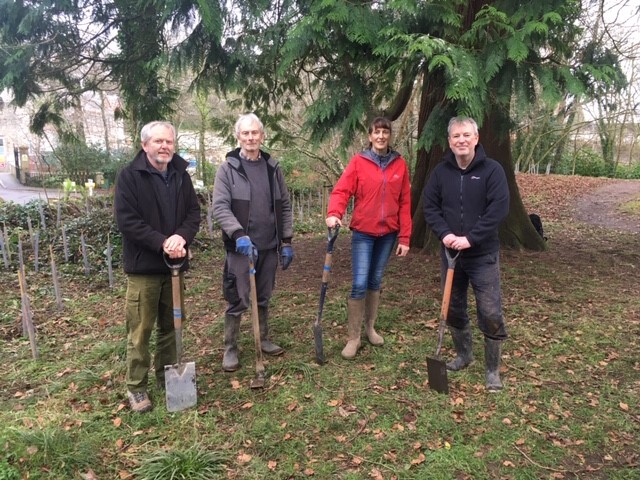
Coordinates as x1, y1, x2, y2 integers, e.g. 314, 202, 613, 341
0, 172, 65, 204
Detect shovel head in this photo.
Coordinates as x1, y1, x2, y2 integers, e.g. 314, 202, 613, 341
250, 371, 266, 389
427, 356, 449, 394
164, 361, 197, 412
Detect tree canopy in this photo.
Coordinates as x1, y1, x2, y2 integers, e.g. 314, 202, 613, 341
0, 0, 630, 250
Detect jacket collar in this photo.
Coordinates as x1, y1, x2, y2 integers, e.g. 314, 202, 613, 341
132, 149, 189, 173
444, 144, 487, 172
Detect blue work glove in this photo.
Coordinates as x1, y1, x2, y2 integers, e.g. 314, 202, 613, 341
235, 236, 256, 258
280, 244, 294, 270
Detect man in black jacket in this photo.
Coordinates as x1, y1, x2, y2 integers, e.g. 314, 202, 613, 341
115, 121, 201, 412
423, 116, 509, 392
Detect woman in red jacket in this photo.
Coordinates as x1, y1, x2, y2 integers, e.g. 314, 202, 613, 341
325, 117, 412, 359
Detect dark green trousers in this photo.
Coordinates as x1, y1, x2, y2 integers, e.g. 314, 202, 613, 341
125, 273, 184, 392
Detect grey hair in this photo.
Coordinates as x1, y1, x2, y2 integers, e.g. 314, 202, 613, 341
447, 116, 479, 136
234, 113, 264, 136
140, 121, 176, 144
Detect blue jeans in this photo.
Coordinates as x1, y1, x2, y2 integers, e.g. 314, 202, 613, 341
350, 230, 397, 299
441, 250, 508, 340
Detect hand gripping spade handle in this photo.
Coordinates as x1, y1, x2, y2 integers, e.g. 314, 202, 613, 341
314, 226, 340, 365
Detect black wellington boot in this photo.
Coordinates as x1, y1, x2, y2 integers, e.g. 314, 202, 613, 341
485, 337, 503, 392
446, 325, 474, 371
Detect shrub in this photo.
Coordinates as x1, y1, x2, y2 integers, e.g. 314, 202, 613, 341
554, 148, 608, 177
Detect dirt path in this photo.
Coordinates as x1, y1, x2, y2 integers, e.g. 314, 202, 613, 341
574, 179, 640, 233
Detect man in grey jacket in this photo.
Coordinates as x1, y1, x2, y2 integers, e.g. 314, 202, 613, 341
212, 113, 294, 372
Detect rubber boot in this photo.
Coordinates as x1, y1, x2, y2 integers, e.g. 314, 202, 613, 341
222, 314, 241, 372
446, 325, 474, 371
341, 298, 364, 359
258, 306, 284, 356
364, 290, 384, 346
485, 337, 503, 392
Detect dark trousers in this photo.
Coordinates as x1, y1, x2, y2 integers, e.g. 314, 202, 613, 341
223, 248, 278, 316
441, 250, 508, 340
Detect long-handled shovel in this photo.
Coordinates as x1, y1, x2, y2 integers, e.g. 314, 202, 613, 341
248, 250, 266, 389
427, 248, 460, 394
164, 254, 197, 412
314, 226, 340, 365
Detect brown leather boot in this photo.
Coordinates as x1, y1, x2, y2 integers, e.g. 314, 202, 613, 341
364, 289, 384, 346
341, 298, 364, 359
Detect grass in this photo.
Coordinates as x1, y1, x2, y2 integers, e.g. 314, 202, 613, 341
0, 174, 639, 479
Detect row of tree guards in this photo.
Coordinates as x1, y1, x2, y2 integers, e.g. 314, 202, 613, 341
11, 186, 336, 361
2, 199, 116, 361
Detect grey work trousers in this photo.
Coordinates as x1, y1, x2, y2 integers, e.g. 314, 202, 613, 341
223, 248, 278, 316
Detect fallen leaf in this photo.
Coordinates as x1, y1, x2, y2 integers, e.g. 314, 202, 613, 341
268, 460, 277, 471
619, 402, 629, 411
503, 460, 515, 467
231, 380, 241, 389
303, 467, 315, 475
502, 417, 512, 425
369, 467, 384, 480
241, 402, 253, 409
26, 446, 38, 455
81, 469, 99, 480
237, 452, 252, 464
411, 453, 426, 465
113, 417, 122, 427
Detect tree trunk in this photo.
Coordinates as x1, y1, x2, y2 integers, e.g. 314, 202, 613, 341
409, 71, 448, 253
480, 108, 546, 251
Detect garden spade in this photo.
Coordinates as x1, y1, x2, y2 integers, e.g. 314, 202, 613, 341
314, 226, 340, 364
427, 248, 460, 395
248, 251, 266, 389
164, 254, 197, 412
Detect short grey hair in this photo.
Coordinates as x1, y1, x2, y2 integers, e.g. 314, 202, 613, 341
447, 116, 478, 136
141, 121, 176, 144
234, 113, 264, 136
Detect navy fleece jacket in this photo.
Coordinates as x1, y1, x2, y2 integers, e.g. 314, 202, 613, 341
422, 144, 509, 257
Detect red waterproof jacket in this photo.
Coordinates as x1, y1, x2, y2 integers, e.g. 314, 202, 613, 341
327, 150, 412, 245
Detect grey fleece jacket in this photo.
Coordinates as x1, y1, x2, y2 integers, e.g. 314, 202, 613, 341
212, 148, 293, 252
